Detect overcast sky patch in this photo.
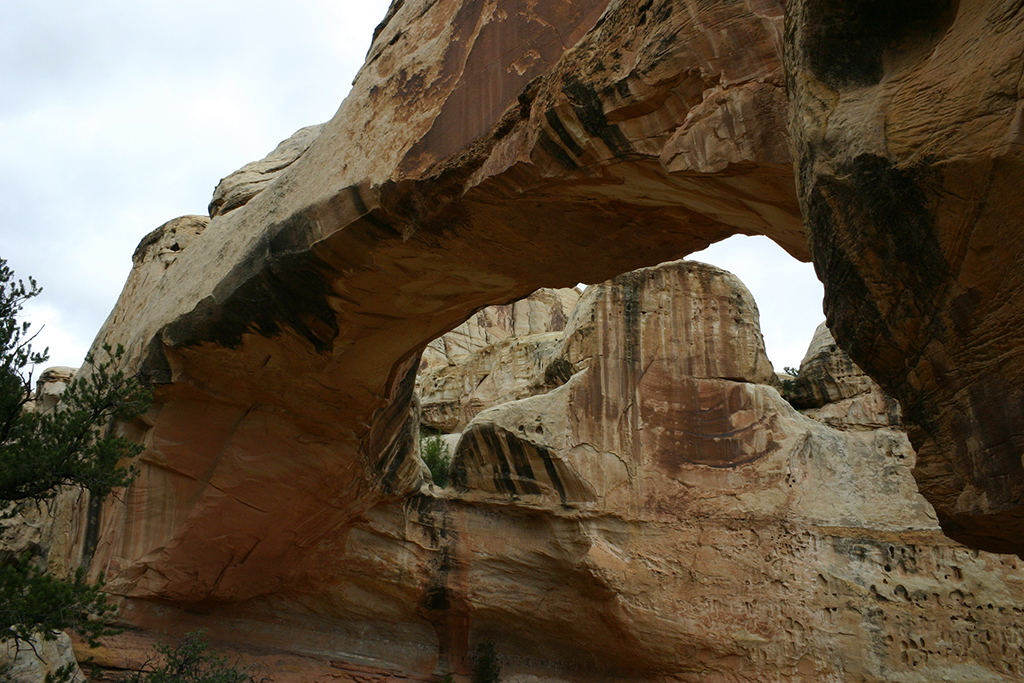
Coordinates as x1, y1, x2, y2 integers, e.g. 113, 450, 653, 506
1, 1, 825, 373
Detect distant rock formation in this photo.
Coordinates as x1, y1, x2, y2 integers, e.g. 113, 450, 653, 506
417, 286, 580, 432
788, 322, 902, 430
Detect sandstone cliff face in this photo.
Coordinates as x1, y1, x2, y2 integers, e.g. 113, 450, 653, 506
786, 0, 1024, 555
416, 262, 1022, 681
416, 287, 579, 432
55, 0, 1024, 677
74, 261, 1023, 682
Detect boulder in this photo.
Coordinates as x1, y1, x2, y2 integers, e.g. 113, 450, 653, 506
1, 633, 85, 683
208, 124, 324, 218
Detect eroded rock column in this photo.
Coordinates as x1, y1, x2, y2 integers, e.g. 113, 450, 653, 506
787, 0, 1024, 555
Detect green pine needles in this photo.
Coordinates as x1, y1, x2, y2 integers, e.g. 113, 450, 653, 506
420, 432, 451, 488
471, 641, 501, 683
0, 258, 150, 654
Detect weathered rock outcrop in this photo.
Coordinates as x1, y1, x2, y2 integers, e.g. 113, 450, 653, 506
70, 259, 1024, 681
26, 366, 75, 414
208, 124, 324, 219
786, 0, 1024, 554
417, 287, 579, 431
419, 286, 579, 374
789, 323, 877, 410
426, 262, 1024, 681
2, 634, 85, 683
787, 322, 903, 432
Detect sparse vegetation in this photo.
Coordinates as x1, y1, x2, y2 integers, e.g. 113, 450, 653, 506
780, 365, 800, 398
124, 631, 269, 683
0, 259, 150, 659
420, 432, 451, 488
471, 640, 501, 683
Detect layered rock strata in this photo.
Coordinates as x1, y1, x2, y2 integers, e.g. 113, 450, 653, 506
786, 0, 1024, 554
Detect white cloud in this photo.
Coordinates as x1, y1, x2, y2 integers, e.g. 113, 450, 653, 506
1, 0, 392, 368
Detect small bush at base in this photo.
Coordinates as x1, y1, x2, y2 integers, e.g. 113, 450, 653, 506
125, 631, 268, 683
471, 641, 501, 683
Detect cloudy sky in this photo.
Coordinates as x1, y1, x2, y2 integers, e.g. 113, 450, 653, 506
1, 1, 824, 373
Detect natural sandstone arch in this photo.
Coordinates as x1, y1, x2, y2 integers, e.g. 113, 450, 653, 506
81, 0, 1024, 627
87, 0, 804, 606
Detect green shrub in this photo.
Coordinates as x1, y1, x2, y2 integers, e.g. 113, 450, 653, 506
471, 641, 501, 683
420, 433, 451, 488
125, 631, 268, 683
780, 366, 800, 398
0, 258, 150, 659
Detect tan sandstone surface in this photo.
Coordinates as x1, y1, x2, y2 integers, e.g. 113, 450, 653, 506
82, 0, 1024, 561
61, 261, 1024, 682
76, 0, 803, 611
786, 0, 1024, 554
417, 287, 580, 432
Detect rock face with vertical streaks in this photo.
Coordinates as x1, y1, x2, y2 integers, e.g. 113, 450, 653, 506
411, 260, 1024, 681
786, 0, 1024, 555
